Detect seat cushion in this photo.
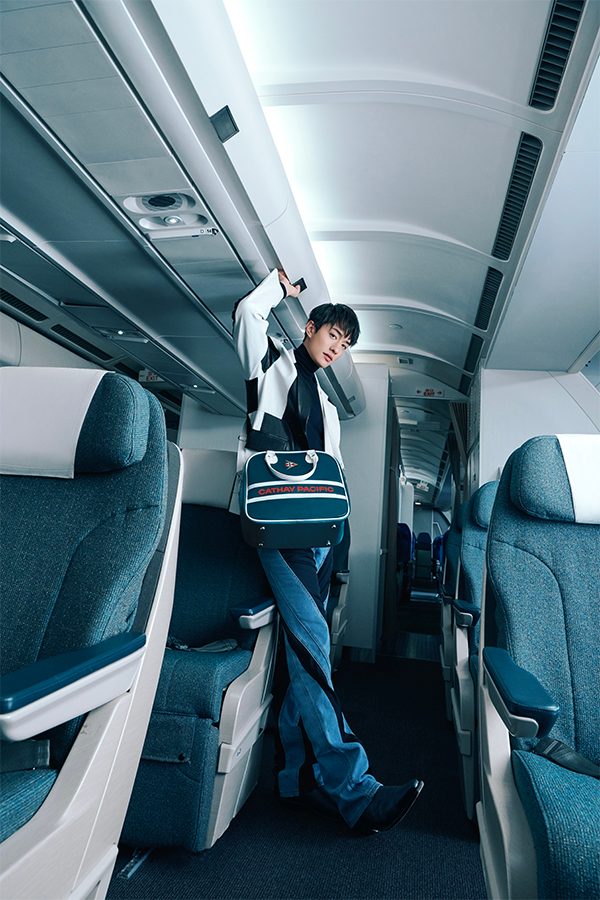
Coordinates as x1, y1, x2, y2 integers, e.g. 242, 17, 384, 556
513, 750, 600, 899
0, 769, 57, 842
152, 647, 253, 721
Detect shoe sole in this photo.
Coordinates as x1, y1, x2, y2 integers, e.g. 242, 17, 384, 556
356, 780, 425, 835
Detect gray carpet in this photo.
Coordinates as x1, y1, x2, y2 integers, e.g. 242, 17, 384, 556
108, 656, 485, 900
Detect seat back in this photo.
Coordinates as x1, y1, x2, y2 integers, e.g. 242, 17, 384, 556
169, 449, 271, 647
414, 531, 432, 580
0, 368, 167, 765
396, 523, 412, 566
0, 366, 177, 898
460, 481, 498, 654
443, 503, 466, 598
415, 531, 431, 550
485, 434, 600, 760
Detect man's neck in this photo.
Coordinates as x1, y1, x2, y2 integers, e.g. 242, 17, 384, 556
295, 342, 320, 375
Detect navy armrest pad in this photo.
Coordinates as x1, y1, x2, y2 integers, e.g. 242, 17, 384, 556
483, 647, 559, 737
452, 597, 481, 625
0, 632, 146, 714
230, 598, 275, 619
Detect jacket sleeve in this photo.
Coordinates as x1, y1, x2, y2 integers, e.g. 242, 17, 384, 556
233, 269, 286, 379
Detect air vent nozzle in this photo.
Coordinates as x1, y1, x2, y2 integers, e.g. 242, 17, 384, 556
142, 194, 184, 211
530, 0, 585, 110
492, 133, 542, 260
0, 288, 48, 322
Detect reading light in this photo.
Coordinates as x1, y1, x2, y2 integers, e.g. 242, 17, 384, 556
164, 215, 183, 226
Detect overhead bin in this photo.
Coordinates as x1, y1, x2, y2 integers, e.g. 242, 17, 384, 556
85, 0, 365, 417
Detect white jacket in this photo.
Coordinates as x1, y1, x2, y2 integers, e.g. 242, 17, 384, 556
233, 269, 343, 474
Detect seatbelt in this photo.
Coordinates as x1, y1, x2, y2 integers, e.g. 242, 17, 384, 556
534, 737, 600, 779
0, 739, 50, 773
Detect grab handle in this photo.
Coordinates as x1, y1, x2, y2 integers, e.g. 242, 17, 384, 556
265, 450, 318, 482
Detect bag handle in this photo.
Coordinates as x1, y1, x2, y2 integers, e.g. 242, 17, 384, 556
265, 450, 318, 482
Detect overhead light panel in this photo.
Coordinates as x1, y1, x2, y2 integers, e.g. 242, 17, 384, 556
99, 328, 149, 344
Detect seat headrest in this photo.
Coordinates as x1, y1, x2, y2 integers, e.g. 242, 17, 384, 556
509, 434, 600, 525
0, 367, 150, 478
181, 448, 237, 508
471, 480, 498, 529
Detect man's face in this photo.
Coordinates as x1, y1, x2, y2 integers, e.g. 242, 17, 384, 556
303, 321, 351, 368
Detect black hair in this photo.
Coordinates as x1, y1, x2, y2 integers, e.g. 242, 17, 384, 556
306, 303, 360, 346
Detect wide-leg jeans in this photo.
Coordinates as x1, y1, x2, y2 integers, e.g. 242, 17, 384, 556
258, 546, 380, 827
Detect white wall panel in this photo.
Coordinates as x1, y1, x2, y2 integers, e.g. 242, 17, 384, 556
340, 364, 389, 652
478, 369, 600, 483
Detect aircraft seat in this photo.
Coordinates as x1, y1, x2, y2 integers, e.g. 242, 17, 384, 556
432, 533, 443, 580
396, 523, 413, 603
0, 367, 181, 899
439, 503, 467, 719
450, 480, 498, 819
414, 531, 432, 581
328, 521, 351, 669
477, 435, 600, 900
122, 448, 277, 852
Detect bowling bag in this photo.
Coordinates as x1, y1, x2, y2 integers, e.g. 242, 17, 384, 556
240, 449, 349, 549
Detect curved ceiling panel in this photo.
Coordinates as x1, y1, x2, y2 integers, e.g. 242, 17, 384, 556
312, 239, 493, 326
354, 308, 473, 370
264, 102, 530, 254
224, 0, 550, 106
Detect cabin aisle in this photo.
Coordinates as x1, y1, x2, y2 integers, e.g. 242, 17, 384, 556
109, 654, 485, 900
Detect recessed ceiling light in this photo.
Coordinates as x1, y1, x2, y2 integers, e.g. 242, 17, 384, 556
164, 215, 183, 226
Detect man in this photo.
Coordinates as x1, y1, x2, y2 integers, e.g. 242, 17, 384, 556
233, 269, 423, 834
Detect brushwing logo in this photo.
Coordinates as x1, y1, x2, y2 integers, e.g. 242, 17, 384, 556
284, 460, 298, 469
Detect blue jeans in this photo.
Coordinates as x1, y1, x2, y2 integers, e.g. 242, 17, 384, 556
258, 546, 381, 827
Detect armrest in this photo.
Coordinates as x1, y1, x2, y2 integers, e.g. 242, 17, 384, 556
452, 597, 480, 627
0, 632, 146, 742
335, 570, 350, 584
230, 599, 276, 630
440, 585, 454, 604
483, 647, 559, 739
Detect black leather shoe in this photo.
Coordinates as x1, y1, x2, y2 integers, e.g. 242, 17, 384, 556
354, 780, 424, 835
279, 787, 340, 821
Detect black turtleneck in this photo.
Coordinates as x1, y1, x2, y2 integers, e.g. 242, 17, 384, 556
294, 343, 325, 451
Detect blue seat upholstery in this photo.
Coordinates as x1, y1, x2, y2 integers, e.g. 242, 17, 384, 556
0, 367, 178, 898
122, 448, 277, 852
414, 531, 432, 581
396, 523, 413, 602
439, 503, 467, 717
450, 481, 498, 819
477, 435, 600, 899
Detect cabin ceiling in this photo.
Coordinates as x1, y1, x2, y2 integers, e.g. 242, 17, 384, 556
1, 0, 599, 507
224, 0, 600, 501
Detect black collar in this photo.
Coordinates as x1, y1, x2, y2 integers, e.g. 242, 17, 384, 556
294, 342, 320, 376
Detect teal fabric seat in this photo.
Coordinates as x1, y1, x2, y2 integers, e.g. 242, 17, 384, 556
0, 369, 168, 851
477, 434, 600, 899
512, 751, 600, 899
122, 452, 276, 853
0, 771, 58, 843
451, 480, 498, 819
440, 502, 467, 718
153, 647, 253, 721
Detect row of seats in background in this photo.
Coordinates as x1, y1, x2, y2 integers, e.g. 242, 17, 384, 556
436, 434, 599, 899
396, 526, 445, 602
0, 368, 352, 899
